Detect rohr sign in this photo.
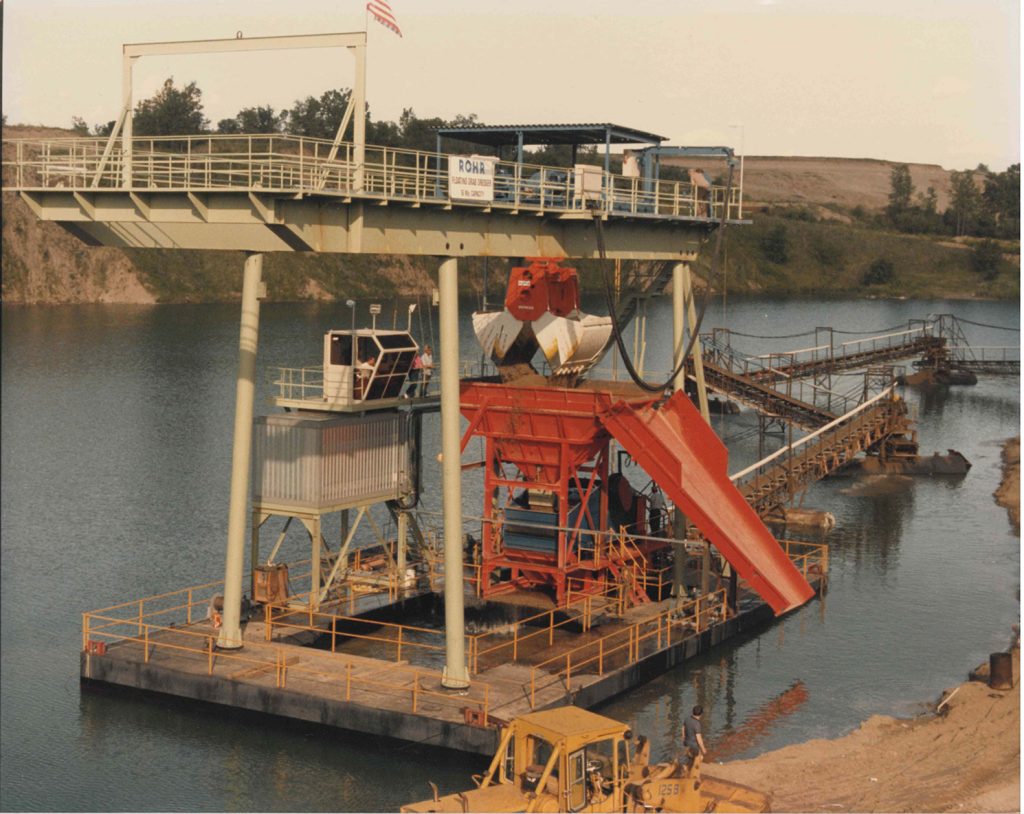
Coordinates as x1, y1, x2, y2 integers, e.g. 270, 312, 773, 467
448, 155, 494, 202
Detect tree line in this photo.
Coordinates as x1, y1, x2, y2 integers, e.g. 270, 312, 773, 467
75, 77, 590, 164
73, 77, 1016, 251
886, 162, 1019, 241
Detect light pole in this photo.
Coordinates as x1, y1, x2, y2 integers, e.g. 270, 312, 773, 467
347, 299, 357, 399
729, 123, 745, 219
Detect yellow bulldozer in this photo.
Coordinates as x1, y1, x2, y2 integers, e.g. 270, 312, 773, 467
402, 706, 770, 813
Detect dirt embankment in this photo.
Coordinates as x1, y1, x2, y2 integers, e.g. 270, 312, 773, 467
656, 154, 980, 220
711, 648, 1020, 812
995, 437, 1021, 535
709, 442, 1022, 812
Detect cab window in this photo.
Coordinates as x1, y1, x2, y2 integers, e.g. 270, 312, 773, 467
330, 335, 352, 365
568, 749, 586, 811
501, 736, 514, 783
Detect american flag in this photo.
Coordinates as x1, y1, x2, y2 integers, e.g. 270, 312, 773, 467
367, 0, 402, 37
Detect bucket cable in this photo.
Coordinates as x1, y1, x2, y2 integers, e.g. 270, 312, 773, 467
593, 160, 735, 393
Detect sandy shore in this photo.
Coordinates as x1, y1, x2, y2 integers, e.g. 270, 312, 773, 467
706, 438, 1022, 812
995, 436, 1021, 535
710, 650, 1019, 812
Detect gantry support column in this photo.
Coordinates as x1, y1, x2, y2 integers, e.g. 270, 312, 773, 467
671, 263, 688, 598
218, 252, 263, 649
438, 257, 470, 688
675, 262, 713, 598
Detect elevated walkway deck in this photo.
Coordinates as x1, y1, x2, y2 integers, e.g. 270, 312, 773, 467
5, 134, 741, 259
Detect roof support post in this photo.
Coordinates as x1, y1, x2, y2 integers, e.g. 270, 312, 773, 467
352, 39, 366, 192
439, 256, 470, 689
120, 52, 135, 188
218, 251, 264, 649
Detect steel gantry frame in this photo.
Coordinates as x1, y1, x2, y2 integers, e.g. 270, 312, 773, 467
9, 32, 741, 692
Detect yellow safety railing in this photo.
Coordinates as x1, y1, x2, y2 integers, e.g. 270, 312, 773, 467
464, 583, 626, 675
81, 613, 492, 722
527, 589, 730, 708
781, 539, 830, 583
263, 603, 446, 665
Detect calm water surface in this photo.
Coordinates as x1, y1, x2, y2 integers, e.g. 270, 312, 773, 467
1, 296, 1019, 811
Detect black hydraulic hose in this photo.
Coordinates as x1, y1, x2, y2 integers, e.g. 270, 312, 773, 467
595, 160, 735, 393
392, 411, 422, 510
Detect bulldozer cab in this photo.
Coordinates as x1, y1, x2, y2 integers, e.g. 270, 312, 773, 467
499, 707, 629, 812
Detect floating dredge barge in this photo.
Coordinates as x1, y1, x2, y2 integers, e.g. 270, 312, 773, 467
8, 30, 1012, 765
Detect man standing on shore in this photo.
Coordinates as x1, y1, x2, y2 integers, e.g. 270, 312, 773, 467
682, 705, 707, 770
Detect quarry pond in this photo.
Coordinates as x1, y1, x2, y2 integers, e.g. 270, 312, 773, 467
1, 295, 1018, 812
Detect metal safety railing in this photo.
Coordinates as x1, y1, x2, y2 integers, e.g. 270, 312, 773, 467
5, 133, 742, 221
526, 589, 730, 708
945, 345, 1020, 363
703, 322, 940, 383
266, 360, 499, 404
83, 535, 826, 719
84, 610, 492, 721
81, 570, 494, 720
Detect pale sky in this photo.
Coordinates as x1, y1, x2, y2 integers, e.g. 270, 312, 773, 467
3, 0, 1019, 170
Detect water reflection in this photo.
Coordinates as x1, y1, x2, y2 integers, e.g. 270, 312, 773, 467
823, 476, 919, 574
713, 680, 808, 760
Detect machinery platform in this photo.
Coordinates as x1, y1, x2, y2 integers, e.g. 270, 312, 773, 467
80, 553, 826, 756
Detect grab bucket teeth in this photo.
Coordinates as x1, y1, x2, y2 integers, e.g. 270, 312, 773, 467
534, 311, 613, 377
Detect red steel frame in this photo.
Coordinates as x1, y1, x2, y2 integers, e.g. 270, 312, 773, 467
461, 381, 661, 604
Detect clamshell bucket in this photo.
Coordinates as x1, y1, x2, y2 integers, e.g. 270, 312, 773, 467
533, 310, 613, 377
472, 258, 613, 379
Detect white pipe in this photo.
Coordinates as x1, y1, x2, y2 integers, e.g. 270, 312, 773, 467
438, 257, 469, 689
839, 327, 928, 348
729, 385, 894, 482
755, 343, 829, 359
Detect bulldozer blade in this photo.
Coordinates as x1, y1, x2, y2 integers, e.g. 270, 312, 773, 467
533, 311, 614, 377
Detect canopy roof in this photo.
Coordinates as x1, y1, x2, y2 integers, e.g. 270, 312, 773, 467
435, 123, 666, 148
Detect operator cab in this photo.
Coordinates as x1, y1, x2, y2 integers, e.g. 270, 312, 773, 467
324, 329, 418, 404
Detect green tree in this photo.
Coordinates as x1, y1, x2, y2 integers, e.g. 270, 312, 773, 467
886, 163, 914, 224
917, 186, 938, 215
947, 170, 981, 237
367, 117, 402, 147
399, 107, 449, 152
863, 258, 894, 286
93, 120, 116, 137
71, 116, 90, 135
969, 239, 1002, 280
287, 88, 352, 139
218, 105, 287, 134
133, 78, 208, 136
982, 164, 1020, 238
759, 224, 789, 264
